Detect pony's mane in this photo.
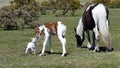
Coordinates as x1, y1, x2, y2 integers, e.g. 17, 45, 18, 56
85, 3, 99, 11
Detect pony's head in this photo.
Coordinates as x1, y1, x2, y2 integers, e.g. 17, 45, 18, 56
74, 28, 84, 48
74, 17, 85, 48
35, 25, 44, 40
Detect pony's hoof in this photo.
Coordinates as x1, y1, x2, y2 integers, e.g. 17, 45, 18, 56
50, 50, 54, 54
106, 48, 114, 52
88, 47, 94, 50
61, 53, 67, 57
33, 52, 36, 54
39, 55, 42, 57
94, 49, 100, 52
39, 54, 44, 56
76, 46, 82, 48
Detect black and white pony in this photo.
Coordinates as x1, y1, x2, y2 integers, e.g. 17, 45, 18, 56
74, 3, 113, 52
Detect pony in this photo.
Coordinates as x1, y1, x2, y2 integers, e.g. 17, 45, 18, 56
35, 21, 67, 56
74, 3, 113, 52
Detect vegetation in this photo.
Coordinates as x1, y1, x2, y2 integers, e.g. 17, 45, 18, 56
0, 0, 120, 30
0, 8, 120, 68
93, 0, 120, 8
42, 0, 82, 16
0, 0, 40, 30
0, 6, 18, 30
109, 0, 120, 8
0, 0, 120, 68
0, 0, 82, 30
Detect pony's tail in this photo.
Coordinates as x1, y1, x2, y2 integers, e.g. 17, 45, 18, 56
58, 21, 67, 38
99, 19, 112, 51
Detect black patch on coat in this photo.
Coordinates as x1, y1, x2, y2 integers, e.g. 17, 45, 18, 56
74, 28, 85, 47
82, 3, 99, 30
105, 7, 110, 25
62, 35, 65, 38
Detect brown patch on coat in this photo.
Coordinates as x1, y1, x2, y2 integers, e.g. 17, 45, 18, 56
45, 22, 58, 34
82, 3, 99, 30
35, 26, 39, 38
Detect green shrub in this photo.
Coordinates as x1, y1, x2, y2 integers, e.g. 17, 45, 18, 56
93, 0, 120, 8
41, 1, 50, 7
93, 0, 110, 6
109, 0, 120, 8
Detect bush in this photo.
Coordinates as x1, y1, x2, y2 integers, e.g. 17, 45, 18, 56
109, 0, 120, 8
41, 1, 50, 7
16, 5, 39, 26
93, 0, 110, 6
71, 0, 81, 9
40, 0, 51, 13
0, 0, 41, 30
93, 0, 120, 8
0, 6, 19, 30
44, 0, 82, 16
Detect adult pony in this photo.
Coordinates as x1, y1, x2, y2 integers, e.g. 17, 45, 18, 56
35, 21, 67, 56
74, 3, 113, 52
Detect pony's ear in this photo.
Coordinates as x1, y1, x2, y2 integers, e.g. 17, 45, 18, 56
74, 28, 76, 32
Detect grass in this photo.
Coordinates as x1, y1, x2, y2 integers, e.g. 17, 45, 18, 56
0, 8, 120, 68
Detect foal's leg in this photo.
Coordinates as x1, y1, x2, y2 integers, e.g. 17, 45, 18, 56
33, 48, 36, 54
92, 31, 96, 49
58, 35, 67, 56
86, 30, 92, 49
48, 36, 54, 53
25, 47, 29, 54
33, 50, 36, 54
92, 15, 100, 52
93, 26, 100, 52
39, 35, 49, 56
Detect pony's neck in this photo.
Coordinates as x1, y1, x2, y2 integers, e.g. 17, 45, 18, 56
76, 17, 83, 38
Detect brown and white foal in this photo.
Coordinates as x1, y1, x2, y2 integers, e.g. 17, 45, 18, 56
35, 21, 67, 56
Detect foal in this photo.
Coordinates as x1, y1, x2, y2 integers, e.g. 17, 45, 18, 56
35, 21, 67, 56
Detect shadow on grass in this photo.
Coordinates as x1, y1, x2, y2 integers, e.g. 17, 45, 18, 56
99, 46, 108, 52
77, 46, 114, 52
38, 51, 69, 56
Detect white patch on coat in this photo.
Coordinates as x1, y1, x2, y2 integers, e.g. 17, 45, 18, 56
25, 38, 37, 54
